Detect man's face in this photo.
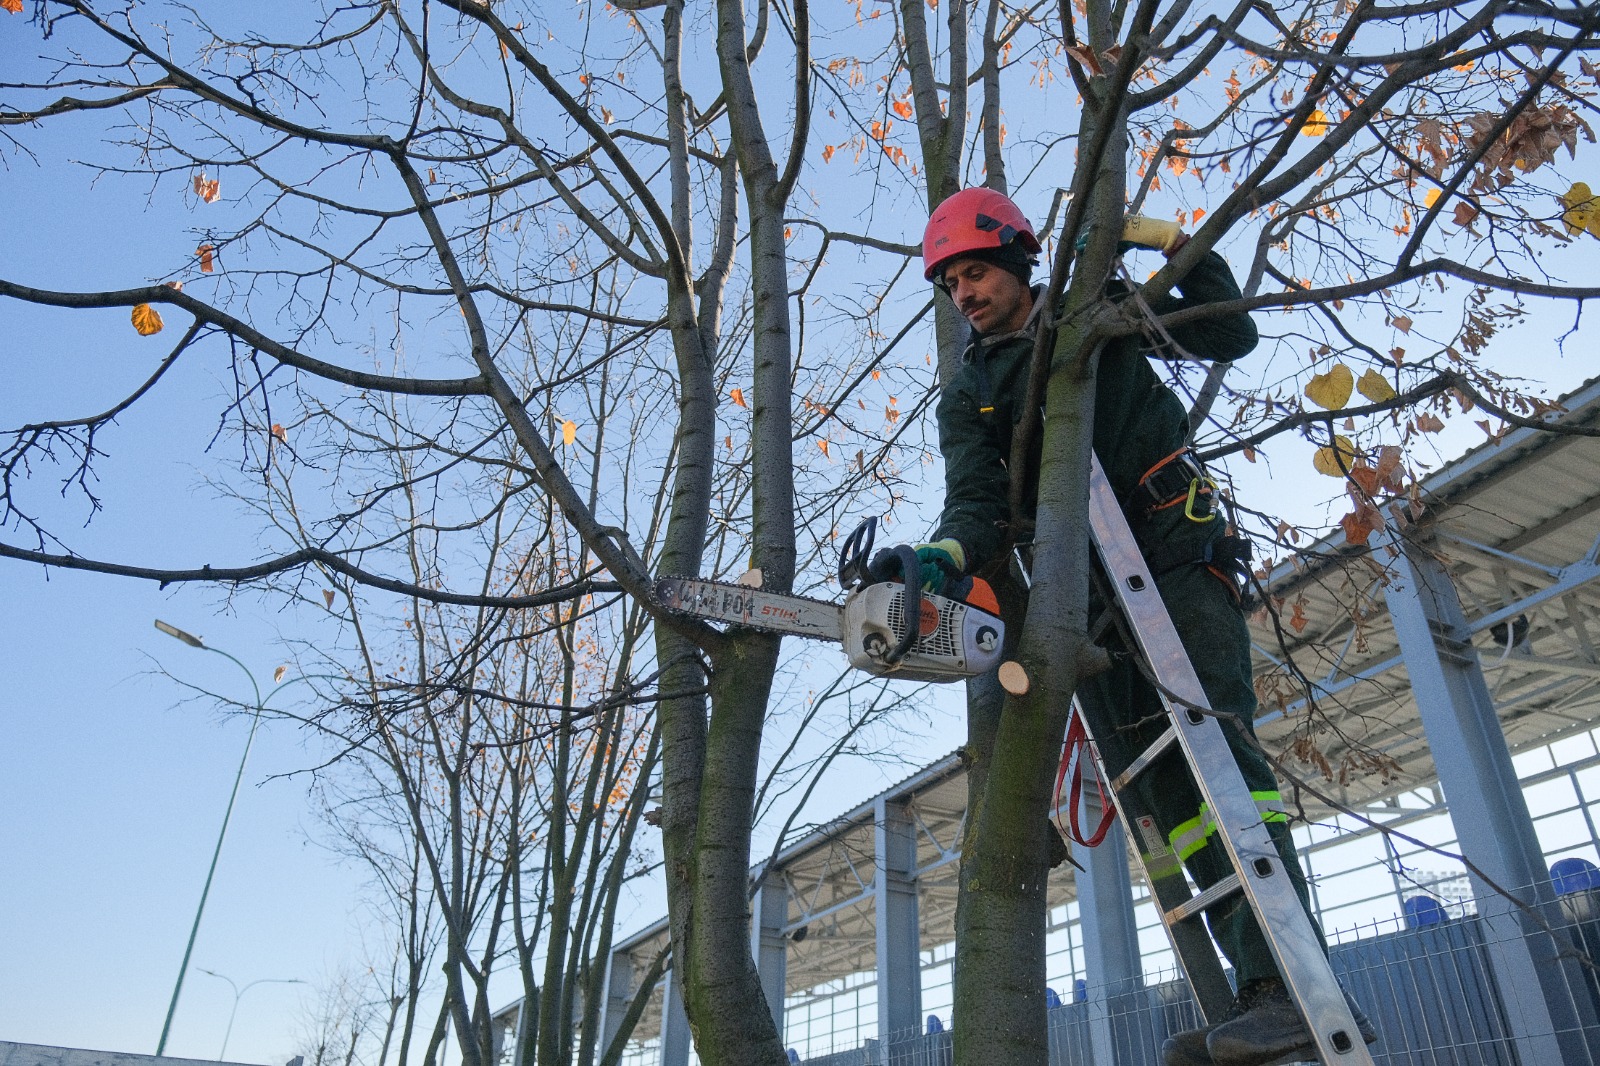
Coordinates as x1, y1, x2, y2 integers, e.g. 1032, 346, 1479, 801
941, 256, 1032, 335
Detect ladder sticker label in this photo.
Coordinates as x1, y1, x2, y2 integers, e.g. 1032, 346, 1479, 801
1136, 815, 1170, 859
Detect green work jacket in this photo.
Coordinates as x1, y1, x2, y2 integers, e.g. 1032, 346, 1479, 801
932, 251, 1258, 573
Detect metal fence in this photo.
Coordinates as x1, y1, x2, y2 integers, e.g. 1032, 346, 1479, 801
796, 884, 1600, 1066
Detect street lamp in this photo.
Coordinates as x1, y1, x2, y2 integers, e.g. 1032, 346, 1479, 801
151, 620, 315, 1057
197, 969, 305, 1061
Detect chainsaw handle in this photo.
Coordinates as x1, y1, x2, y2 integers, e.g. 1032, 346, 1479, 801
837, 516, 877, 588
883, 543, 923, 665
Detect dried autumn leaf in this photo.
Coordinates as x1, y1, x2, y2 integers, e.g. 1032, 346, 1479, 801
1423, 188, 1442, 209
193, 174, 220, 204
730, 387, 747, 408
1312, 435, 1359, 477
891, 99, 913, 119
1340, 507, 1382, 546
131, 303, 164, 336
562, 420, 577, 446
273, 664, 288, 684
270, 423, 287, 442
1452, 201, 1478, 227
818, 439, 830, 458
1356, 368, 1397, 403
822, 144, 836, 163
197, 244, 215, 273
322, 589, 336, 609
1305, 362, 1353, 409
1300, 109, 1330, 137
1288, 599, 1309, 633
1392, 315, 1412, 333
2, 0, 23, 15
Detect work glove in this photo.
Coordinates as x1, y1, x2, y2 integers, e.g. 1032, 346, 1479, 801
913, 539, 966, 593
1075, 215, 1187, 256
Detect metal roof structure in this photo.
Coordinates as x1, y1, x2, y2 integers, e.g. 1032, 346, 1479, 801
583, 374, 1600, 1060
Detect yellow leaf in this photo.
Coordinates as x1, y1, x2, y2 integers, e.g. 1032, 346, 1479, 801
131, 303, 164, 336
1561, 182, 1598, 236
1313, 435, 1360, 477
1300, 109, 1329, 137
1305, 362, 1353, 409
1423, 188, 1441, 209
562, 420, 577, 445
730, 387, 747, 408
1356, 369, 1397, 403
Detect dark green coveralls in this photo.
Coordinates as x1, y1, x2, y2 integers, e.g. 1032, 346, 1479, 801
932, 251, 1323, 986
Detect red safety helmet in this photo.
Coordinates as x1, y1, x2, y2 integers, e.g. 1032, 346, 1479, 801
922, 187, 1042, 282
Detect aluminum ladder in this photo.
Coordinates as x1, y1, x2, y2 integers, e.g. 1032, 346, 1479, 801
1076, 451, 1375, 1065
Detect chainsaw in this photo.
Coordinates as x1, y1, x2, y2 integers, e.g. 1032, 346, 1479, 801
653, 518, 1006, 683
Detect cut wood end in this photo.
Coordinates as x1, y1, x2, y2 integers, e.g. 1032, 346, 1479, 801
736, 568, 763, 588
998, 660, 1030, 695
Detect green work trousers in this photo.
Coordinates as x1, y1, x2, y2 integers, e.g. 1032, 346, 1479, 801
1077, 559, 1326, 987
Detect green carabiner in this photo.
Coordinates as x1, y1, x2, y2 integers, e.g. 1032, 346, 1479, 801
1185, 477, 1219, 523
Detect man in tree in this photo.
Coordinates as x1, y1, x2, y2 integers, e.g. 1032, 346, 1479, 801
912, 187, 1373, 1066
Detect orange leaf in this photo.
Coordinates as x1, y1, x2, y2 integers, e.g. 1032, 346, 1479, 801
1340, 509, 1381, 546
730, 387, 747, 408
197, 244, 215, 272
1192, 207, 1206, 223
1288, 599, 1309, 633
2, 0, 22, 14
273, 665, 288, 684
818, 439, 830, 458
891, 100, 914, 119
822, 144, 836, 163
784, 226, 793, 240
194, 175, 220, 203
131, 303, 164, 336
270, 423, 287, 442
562, 419, 577, 446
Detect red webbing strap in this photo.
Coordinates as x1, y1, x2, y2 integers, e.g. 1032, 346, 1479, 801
1053, 707, 1116, 847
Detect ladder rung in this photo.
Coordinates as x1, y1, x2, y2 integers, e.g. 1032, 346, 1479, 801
1113, 725, 1177, 791
1165, 874, 1241, 925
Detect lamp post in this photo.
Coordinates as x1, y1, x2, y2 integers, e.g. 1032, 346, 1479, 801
152, 620, 307, 1057
197, 969, 305, 1061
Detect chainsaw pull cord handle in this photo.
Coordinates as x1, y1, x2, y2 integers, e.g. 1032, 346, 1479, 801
837, 516, 877, 588
884, 543, 924, 665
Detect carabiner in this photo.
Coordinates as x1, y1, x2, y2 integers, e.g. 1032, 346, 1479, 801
1184, 477, 1219, 523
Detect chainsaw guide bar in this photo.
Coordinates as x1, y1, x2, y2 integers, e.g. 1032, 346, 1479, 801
652, 577, 844, 642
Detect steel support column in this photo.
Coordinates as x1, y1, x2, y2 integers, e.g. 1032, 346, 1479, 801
751, 869, 789, 1037
597, 949, 633, 1063
657, 962, 691, 1066
875, 796, 922, 1054
1069, 794, 1150, 1066
1383, 527, 1594, 1063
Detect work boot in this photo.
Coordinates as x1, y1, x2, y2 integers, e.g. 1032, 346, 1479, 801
1205, 977, 1377, 1066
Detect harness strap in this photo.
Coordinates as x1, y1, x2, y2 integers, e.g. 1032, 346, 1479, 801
1053, 708, 1117, 848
